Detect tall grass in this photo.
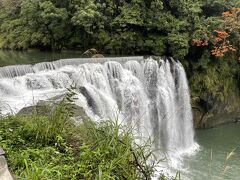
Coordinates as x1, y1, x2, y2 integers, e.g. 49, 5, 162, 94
220, 147, 237, 177
207, 147, 238, 179
0, 87, 161, 179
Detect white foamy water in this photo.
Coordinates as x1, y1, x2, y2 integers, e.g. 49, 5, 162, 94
0, 57, 199, 177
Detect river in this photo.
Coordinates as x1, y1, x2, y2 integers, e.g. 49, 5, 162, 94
183, 124, 240, 180
0, 50, 82, 66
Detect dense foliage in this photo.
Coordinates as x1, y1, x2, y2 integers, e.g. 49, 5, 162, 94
0, 0, 240, 60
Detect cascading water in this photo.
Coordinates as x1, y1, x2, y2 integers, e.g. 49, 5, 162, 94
0, 56, 199, 176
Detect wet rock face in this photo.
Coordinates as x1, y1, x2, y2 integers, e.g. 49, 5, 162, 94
17, 100, 58, 116
17, 94, 89, 122
192, 90, 240, 128
79, 86, 100, 116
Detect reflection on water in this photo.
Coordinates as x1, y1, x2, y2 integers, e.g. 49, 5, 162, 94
183, 123, 240, 180
0, 50, 82, 66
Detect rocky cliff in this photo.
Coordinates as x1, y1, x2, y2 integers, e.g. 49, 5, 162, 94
192, 90, 240, 128
185, 53, 240, 128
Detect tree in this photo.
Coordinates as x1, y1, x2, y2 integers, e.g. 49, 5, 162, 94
21, 0, 69, 50
0, 0, 238, 60
192, 7, 240, 58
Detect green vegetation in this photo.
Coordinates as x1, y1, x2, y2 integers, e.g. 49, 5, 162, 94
0, 0, 239, 60
0, 99, 160, 179
186, 51, 240, 100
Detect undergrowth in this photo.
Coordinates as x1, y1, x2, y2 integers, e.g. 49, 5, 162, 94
0, 87, 162, 179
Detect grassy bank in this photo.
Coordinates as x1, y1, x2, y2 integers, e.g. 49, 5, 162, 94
0, 99, 162, 179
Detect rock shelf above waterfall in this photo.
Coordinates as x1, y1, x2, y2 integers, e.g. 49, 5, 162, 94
0, 56, 144, 78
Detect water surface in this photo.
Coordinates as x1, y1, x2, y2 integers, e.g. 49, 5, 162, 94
0, 50, 82, 66
184, 124, 240, 180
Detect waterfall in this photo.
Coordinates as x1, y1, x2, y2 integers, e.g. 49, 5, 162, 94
0, 56, 198, 172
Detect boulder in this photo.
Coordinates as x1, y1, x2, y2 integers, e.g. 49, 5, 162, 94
17, 100, 58, 116
92, 54, 105, 58
17, 94, 89, 122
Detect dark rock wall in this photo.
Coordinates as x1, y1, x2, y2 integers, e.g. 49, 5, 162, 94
192, 87, 240, 128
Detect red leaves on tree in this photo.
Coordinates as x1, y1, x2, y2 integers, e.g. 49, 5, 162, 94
192, 8, 240, 58
211, 43, 236, 57
210, 30, 236, 57
192, 30, 235, 57
213, 30, 229, 40
222, 11, 232, 17
192, 39, 208, 46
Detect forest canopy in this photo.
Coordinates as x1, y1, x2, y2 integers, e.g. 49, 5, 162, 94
0, 0, 240, 59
